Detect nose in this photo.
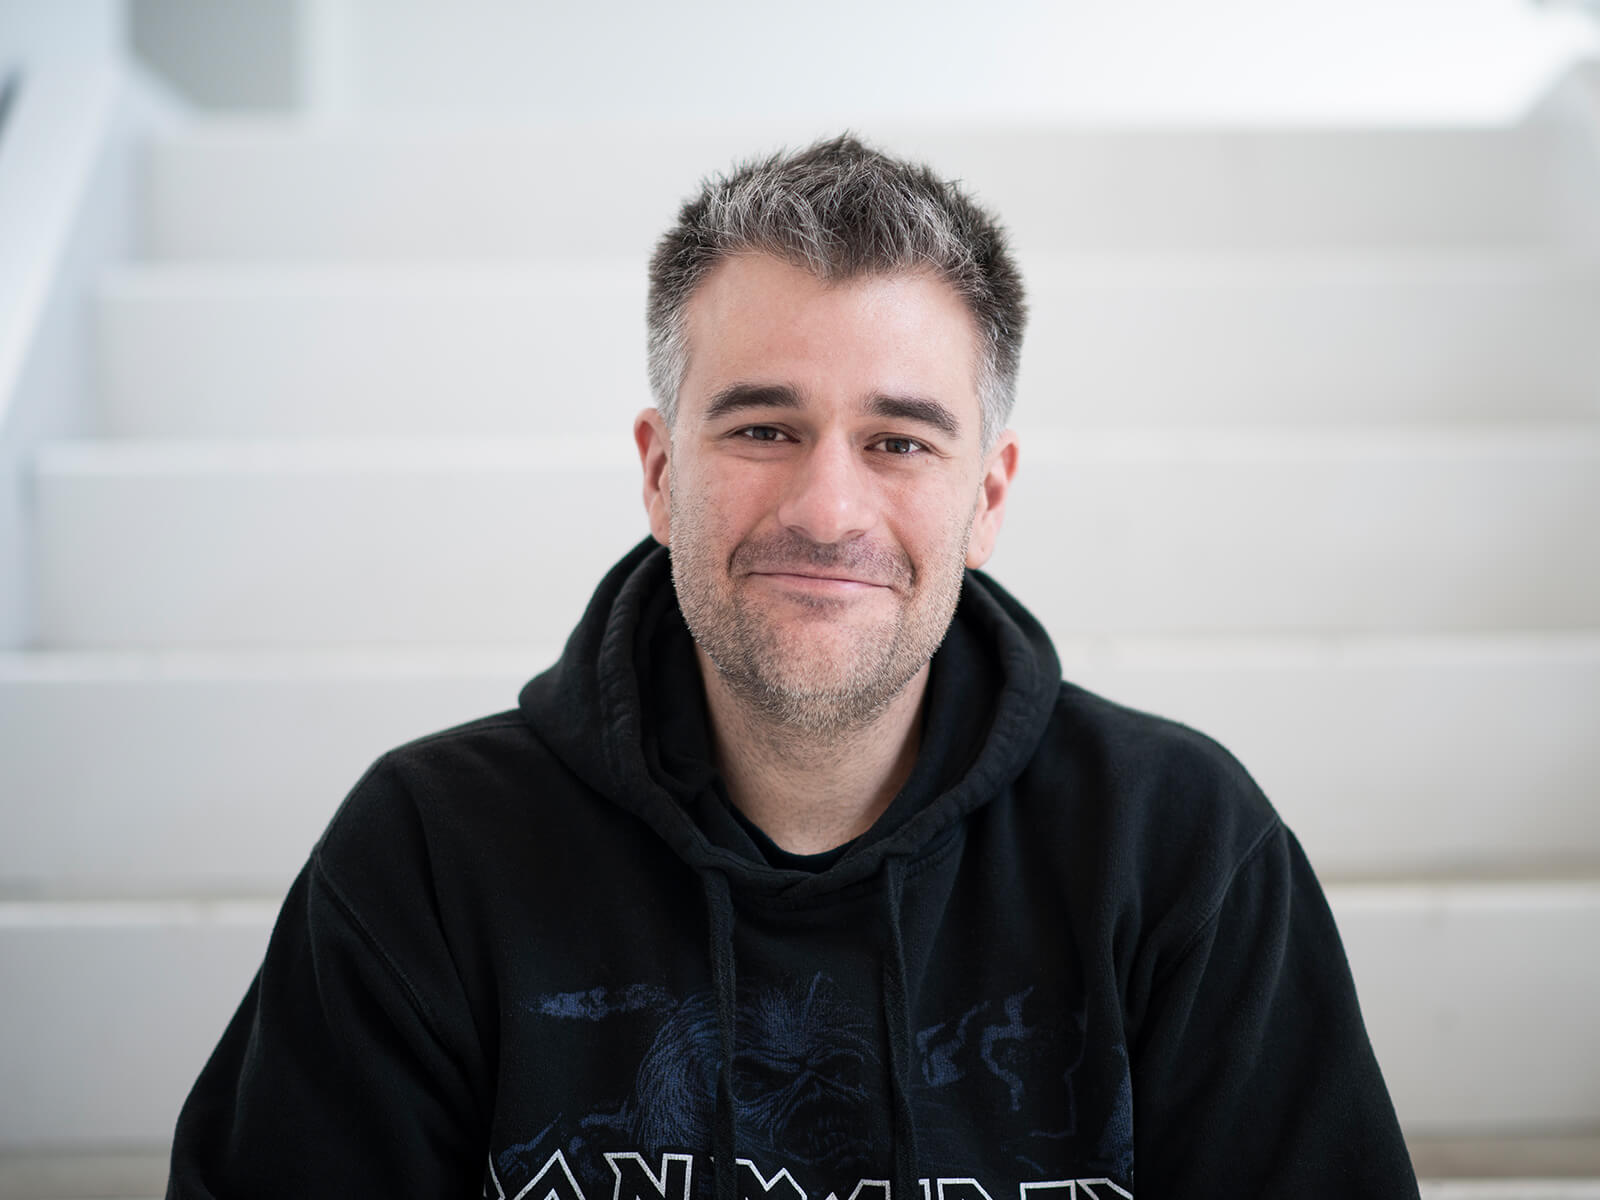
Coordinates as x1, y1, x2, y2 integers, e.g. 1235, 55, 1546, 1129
775, 436, 876, 545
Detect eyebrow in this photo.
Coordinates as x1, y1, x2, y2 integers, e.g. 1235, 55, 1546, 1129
704, 383, 963, 440
703, 383, 804, 422
867, 394, 962, 439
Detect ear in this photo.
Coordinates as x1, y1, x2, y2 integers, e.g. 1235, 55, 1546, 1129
634, 407, 673, 546
965, 431, 1019, 569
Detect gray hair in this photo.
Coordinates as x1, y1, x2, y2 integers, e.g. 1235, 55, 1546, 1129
646, 134, 1027, 450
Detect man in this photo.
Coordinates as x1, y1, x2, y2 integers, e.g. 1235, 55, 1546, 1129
169, 136, 1418, 1199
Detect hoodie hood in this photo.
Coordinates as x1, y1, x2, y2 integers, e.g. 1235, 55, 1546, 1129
518, 537, 1062, 897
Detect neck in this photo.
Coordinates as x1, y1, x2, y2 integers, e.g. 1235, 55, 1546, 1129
697, 650, 928, 856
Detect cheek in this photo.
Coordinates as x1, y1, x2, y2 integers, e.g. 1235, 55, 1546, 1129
898, 494, 980, 570
698, 464, 782, 530
671, 466, 753, 553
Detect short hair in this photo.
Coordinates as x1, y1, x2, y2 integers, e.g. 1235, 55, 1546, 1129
646, 134, 1027, 450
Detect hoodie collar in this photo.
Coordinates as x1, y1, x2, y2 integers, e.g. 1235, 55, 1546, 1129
519, 538, 1061, 897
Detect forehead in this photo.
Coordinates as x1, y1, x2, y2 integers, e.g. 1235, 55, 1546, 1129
679, 254, 982, 429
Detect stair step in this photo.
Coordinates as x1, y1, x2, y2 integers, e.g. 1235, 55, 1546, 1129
2, 882, 1595, 1148
0, 901, 273, 1151
98, 260, 651, 438
141, 122, 1565, 262
1420, 1186, 1600, 1199
0, 1148, 169, 1200
96, 254, 1600, 438
1339, 881, 1600, 1134
1412, 1134, 1600, 1184
3, 636, 1597, 896
0, 647, 529, 896
30, 431, 1600, 645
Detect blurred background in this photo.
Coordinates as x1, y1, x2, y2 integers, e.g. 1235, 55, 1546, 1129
2, 1, 1598, 1196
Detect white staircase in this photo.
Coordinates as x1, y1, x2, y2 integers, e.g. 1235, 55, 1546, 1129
3, 109, 1599, 1190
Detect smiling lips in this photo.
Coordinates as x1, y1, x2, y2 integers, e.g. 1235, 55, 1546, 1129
731, 534, 912, 594
729, 534, 908, 595
750, 569, 892, 596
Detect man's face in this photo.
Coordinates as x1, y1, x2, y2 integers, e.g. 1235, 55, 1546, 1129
634, 253, 1018, 732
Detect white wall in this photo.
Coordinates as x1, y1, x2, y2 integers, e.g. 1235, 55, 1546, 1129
0, 0, 122, 68
296, 0, 1599, 124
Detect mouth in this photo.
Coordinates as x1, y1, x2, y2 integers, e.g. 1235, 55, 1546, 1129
746, 569, 893, 596
730, 533, 913, 595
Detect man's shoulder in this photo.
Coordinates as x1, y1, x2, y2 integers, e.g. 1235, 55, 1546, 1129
312, 707, 580, 882
343, 708, 544, 806
1048, 679, 1270, 809
1018, 677, 1284, 901
381, 707, 540, 771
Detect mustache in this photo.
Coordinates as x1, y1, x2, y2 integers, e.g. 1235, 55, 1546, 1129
731, 532, 913, 587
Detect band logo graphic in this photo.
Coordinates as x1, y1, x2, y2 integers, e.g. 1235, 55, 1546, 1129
487, 1150, 1133, 1200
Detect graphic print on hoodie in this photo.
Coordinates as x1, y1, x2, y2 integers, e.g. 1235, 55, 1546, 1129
488, 974, 1133, 1197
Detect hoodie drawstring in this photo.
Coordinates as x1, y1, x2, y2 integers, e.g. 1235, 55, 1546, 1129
703, 869, 739, 1200
882, 855, 921, 1200
700, 858, 921, 1200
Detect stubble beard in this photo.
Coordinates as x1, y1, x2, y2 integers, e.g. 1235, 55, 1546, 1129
668, 493, 972, 739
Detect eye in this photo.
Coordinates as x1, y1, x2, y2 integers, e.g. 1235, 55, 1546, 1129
871, 436, 926, 456
735, 425, 793, 444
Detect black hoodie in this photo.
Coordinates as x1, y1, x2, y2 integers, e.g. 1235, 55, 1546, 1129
168, 540, 1419, 1199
